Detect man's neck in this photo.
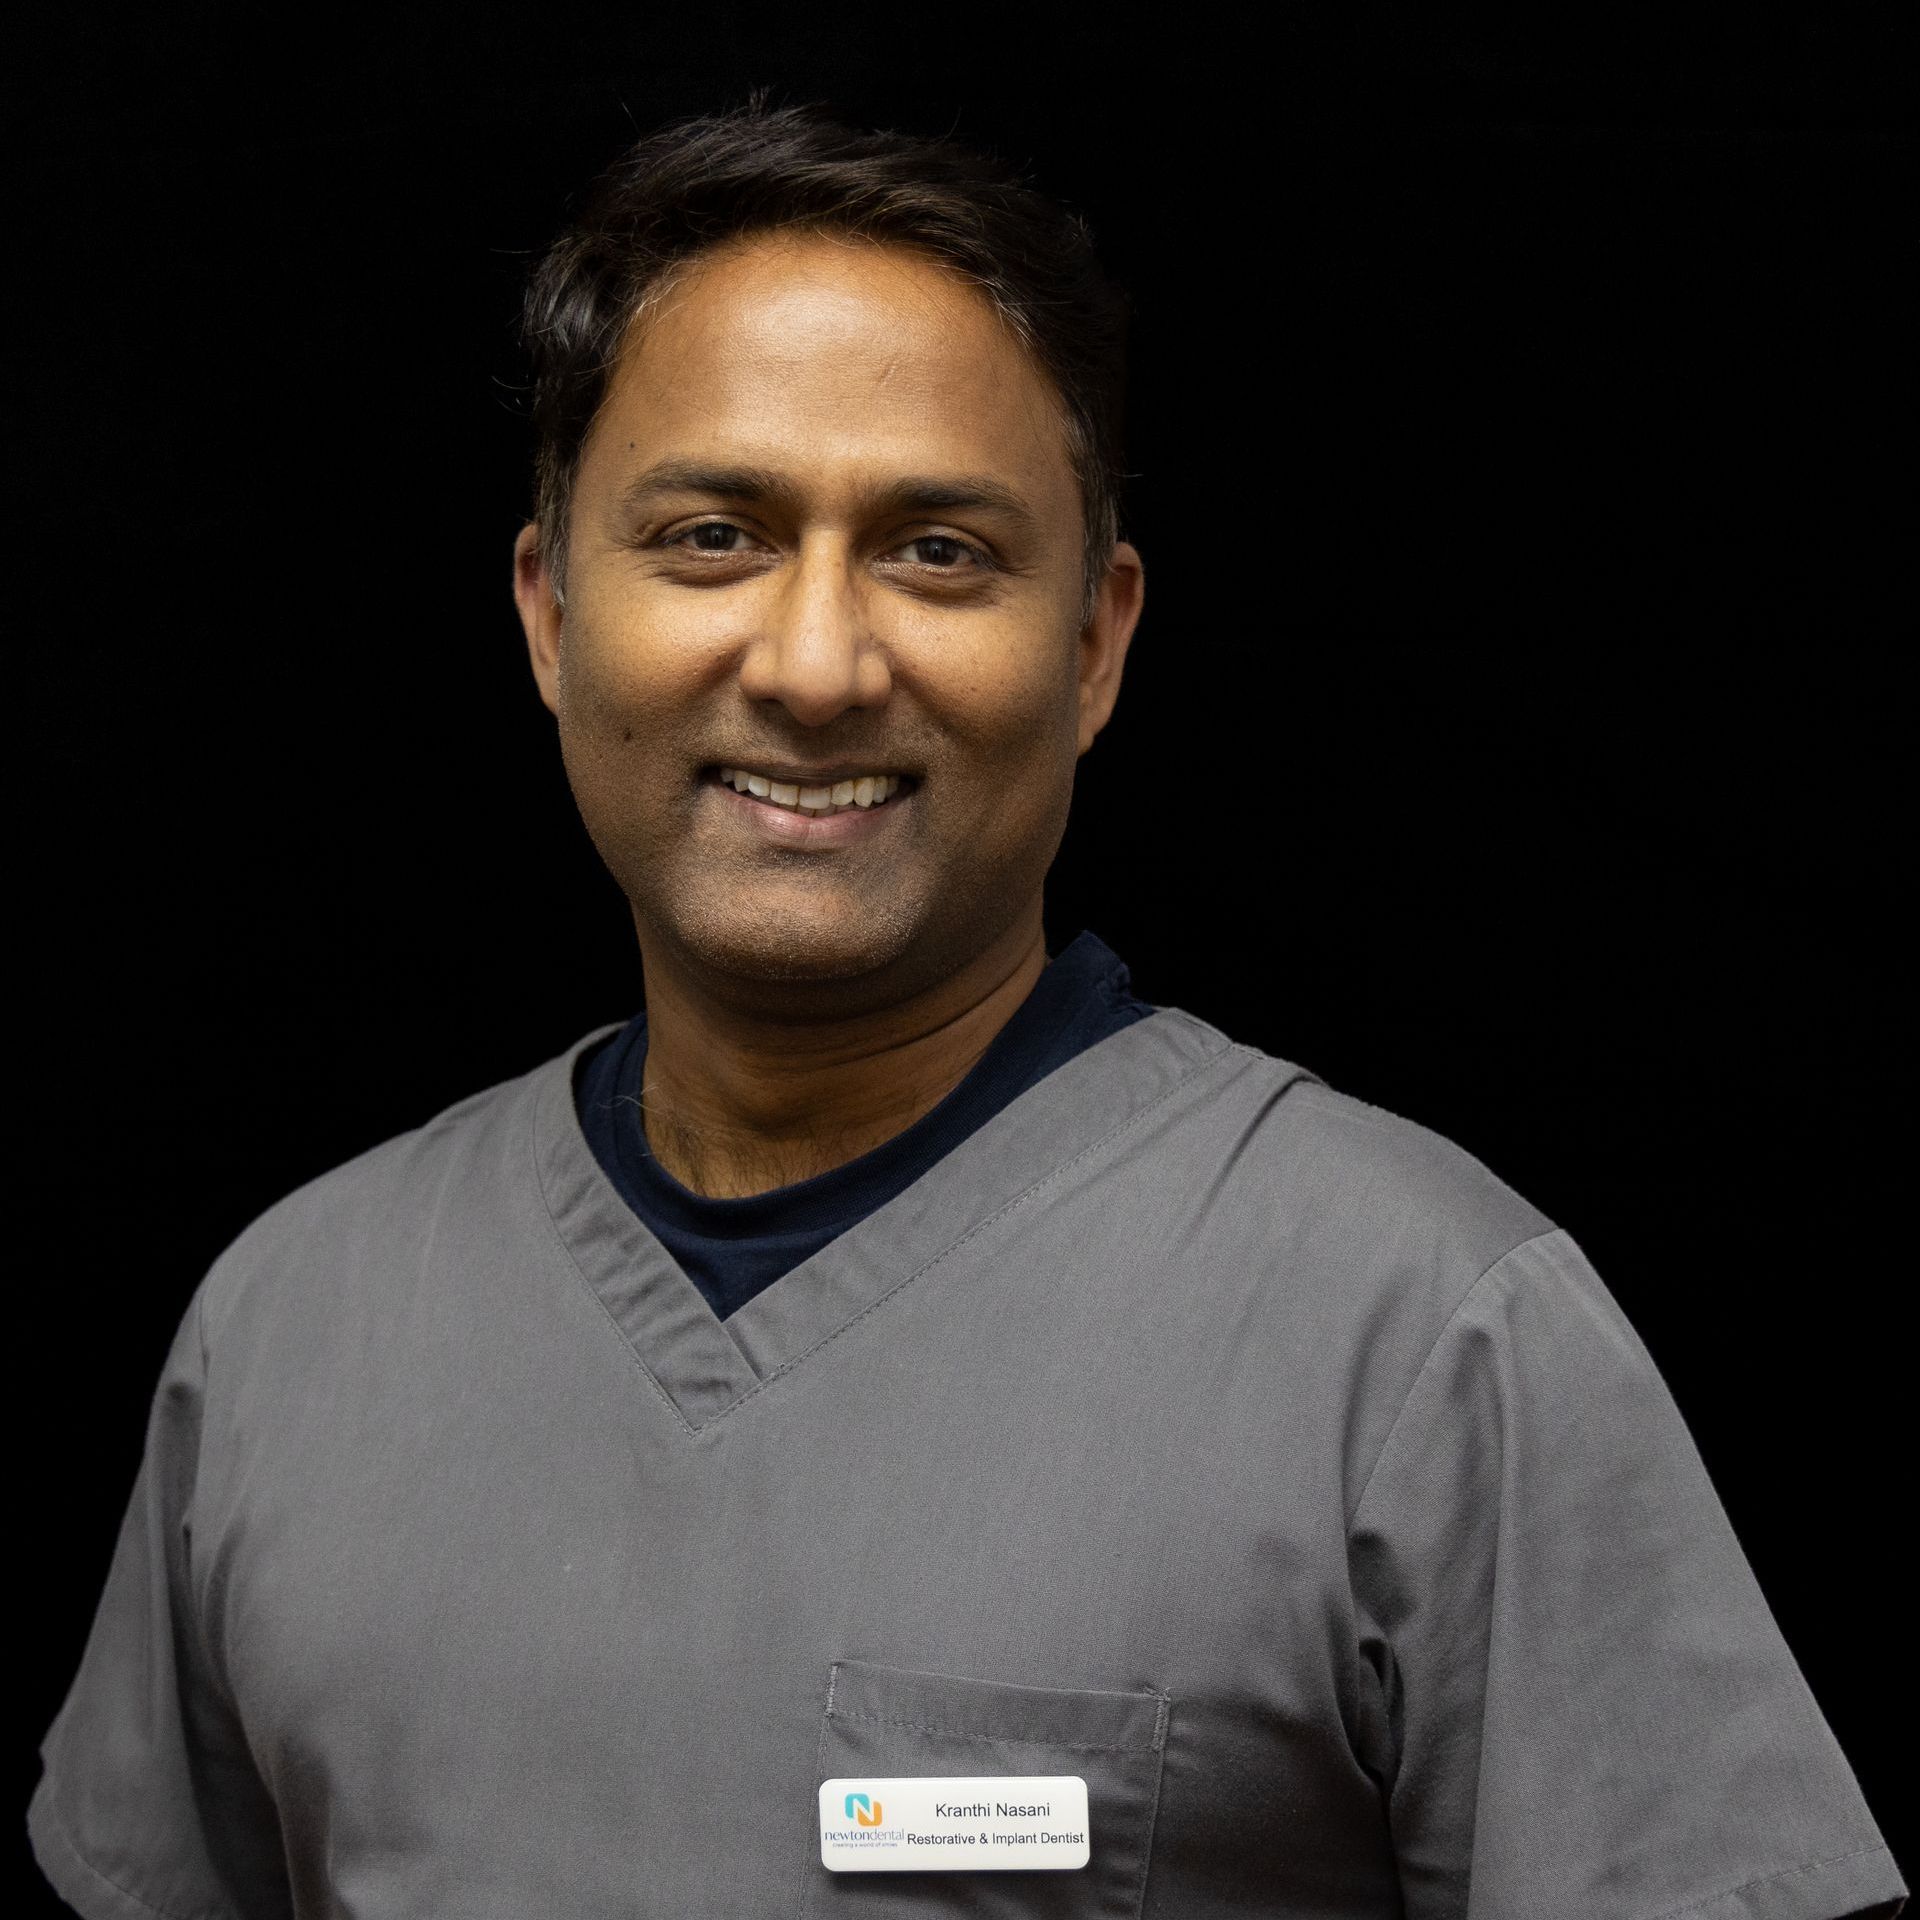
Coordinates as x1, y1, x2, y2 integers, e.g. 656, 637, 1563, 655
632, 916, 1049, 1199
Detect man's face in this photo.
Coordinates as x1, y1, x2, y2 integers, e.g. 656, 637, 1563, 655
516, 231, 1139, 1006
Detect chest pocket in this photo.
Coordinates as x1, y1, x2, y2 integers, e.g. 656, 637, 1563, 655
801, 1658, 1169, 1918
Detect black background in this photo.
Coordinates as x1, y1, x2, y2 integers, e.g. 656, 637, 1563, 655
11, 3, 1910, 1908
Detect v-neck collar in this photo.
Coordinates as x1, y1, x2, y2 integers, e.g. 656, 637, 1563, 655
530, 1005, 1250, 1434
576, 930, 1154, 1319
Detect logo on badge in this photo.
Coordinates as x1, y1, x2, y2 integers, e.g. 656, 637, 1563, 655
842, 1791, 884, 1827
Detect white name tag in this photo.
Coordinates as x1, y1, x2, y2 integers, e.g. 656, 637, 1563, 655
818, 1774, 1090, 1870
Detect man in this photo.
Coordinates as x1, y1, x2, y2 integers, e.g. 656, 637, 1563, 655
28, 100, 1904, 1920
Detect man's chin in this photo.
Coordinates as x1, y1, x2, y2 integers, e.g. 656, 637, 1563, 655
647, 889, 926, 994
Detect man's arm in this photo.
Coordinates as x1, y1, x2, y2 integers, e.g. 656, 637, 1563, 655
1347, 1229, 1907, 1920
28, 1286, 293, 1920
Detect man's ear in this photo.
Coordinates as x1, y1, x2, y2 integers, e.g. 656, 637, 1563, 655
1076, 540, 1144, 756
513, 522, 563, 717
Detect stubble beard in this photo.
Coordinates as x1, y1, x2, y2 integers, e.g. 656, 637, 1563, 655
661, 868, 929, 988
629, 835, 1045, 1026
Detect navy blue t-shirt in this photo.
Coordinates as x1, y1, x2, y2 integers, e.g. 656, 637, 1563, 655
573, 930, 1153, 1320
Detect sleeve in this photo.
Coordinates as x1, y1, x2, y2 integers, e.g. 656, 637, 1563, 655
27, 1287, 293, 1920
1346, 1228, 1907, 1920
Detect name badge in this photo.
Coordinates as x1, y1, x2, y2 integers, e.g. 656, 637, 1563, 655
818, 1774, 1090, 1870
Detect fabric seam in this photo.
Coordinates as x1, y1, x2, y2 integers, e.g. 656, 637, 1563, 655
1130, 1696, 1172, 1918
528, 1092, 702, 1437
824, 1709, 1157, 1754
1344, 1227, 1562, 1530
1633, 1842, 1899, 1920
33, 1790, 235, 1920
793, 1666, 840, 1920
1223, 1038, 1325, 1087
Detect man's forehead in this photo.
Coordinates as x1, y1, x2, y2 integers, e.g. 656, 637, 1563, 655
586, 232, 1076, 510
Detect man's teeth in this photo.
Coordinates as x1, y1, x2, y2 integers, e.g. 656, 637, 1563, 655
718, 768, 904, 816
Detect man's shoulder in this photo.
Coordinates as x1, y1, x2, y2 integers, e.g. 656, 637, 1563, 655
194, 1027, 609, 1338
1156, 1012, 1555, 1288
1286, 1072, 1552, 1257
1150, 1023, 1576, 1498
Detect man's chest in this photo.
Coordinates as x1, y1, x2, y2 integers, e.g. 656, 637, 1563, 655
196, 1252, 1397, 1916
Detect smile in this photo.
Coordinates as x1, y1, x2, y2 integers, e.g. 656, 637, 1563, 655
712, 766, 912, 818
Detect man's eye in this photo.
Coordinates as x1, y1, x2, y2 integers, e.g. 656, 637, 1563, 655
671, 521, 753, 554
900, 535, 982, 569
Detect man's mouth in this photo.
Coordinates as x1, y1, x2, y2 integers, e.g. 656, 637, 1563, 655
708, 765, 917, 819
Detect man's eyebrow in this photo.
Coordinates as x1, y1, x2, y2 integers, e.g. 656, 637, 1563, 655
616, 461, 789, 514
616, 459, 1040, 527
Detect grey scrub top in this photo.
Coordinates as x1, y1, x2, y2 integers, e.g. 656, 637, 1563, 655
28, 1008, 1908, 1919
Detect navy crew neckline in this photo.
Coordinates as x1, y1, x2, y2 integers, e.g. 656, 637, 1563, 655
573, 930, 1152, 1318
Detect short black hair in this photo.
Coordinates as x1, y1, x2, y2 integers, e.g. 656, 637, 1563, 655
520, 95, 1130, 624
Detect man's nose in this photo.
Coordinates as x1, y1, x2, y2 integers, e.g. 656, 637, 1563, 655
735, 538, 892, 726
